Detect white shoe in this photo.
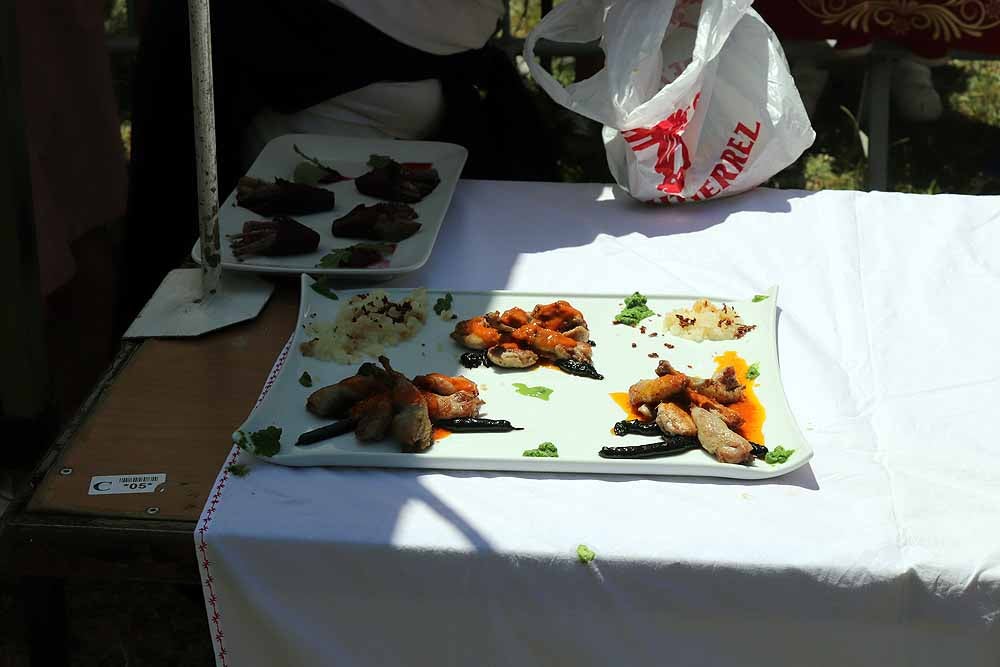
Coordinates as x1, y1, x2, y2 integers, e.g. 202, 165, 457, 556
892, 59, 942, 122
791, 60, 829, 119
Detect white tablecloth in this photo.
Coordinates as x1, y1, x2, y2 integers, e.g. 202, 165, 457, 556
197, 182, 1000, 667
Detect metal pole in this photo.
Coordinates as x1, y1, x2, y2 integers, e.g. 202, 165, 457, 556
187, 0, 221, 298
866, 45, 893, 192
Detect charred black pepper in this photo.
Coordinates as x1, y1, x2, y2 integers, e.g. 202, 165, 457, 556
459, 350, 492, 369
599, 436, 701, 459
295, 417, 359, 446
434, 418, 524, 433
555, 358, 604, 380
612, 419, 662, 437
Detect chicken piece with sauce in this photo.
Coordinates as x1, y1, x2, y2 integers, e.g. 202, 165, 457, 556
656, 360, 745, 405
451, 316, 502, 350
412, 373, 479, 396
627, 373, 689, 410
510, 323, 592, 364
487, 342, 539, 368
624, 360, 754, 465
451, 299, 596, 370
421, 390, 484, 421
530, 301, 590, 342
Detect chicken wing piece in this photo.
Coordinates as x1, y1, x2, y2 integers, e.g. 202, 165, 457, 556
689, 366, 745, 405
306, 375, 385, 419
530, 301, 587, 332
686, 389, 744, 429
560, 325, 591, 342
655, 401, 698, 437
627, 374, 689, 409
655, 360, 680, 376
451, 316, 502, 350
350, 392, 394, 442
486, 343, 539, 368
412, 373, 478, 396
691, 406, 754, 464
499, 307, 531, 328
510, 323, 591, 363
379, 357, 433, 452
421, 390, 484, 420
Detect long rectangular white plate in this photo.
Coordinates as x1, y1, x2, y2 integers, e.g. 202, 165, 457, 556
192, 134, 467, 277
236, 277, 812, 479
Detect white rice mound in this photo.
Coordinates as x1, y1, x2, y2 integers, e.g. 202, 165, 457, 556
663, 299, 756, 342
300, 288, 427, 363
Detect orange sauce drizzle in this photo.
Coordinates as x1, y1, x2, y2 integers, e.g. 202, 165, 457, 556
608, 392, 647, 422
714, 350, 766, 444
432, 427, 452, 441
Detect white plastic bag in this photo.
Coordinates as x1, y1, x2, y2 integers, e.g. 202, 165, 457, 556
524, 0, 815, 203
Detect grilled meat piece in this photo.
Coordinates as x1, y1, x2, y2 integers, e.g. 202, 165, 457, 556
627, 374, 689, 409
227, 217, 320, 258
691, 406, 754, 464
236, 177, 336, 216
355, 160, 440, 203
350, 392, 394, 442
306, 375, 386, 419
379, 357, 433, 452
332, 203, 421, 242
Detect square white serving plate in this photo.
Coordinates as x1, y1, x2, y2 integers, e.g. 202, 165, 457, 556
192, 134, 467, 277
236, 278, 811, 480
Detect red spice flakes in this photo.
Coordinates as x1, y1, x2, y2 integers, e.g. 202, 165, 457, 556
647, 352, 659, 358
687, 364, 693, 369
631, 343, 637, 348
664, 342, 675, 349
676, 315, 696, 328
649, 332, 658, 337
639, 326, 647, 334
734, 324, 757, 339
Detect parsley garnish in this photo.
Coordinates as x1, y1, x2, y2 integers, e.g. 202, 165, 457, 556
433, 292, 453, 316
746, 362, 760, 380
522, 442, 559, 457
613, 291, 655, 326
577, 544, 596, 563
226, 463, 249, 478
309, 277, 339, 300
764, 446, 795, 464
236, 426, 282, 458
292, 145, 345, 185
299, 371, 313, 387
316, 243, 395, 269
752, 294, 769, 302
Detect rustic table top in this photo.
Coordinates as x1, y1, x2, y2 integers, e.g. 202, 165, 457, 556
3, 281, 299, 580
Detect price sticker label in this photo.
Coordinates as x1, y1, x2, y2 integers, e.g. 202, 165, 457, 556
88, 473, 167, 495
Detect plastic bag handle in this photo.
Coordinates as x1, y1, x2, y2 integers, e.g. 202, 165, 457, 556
522, 0, 606, 123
